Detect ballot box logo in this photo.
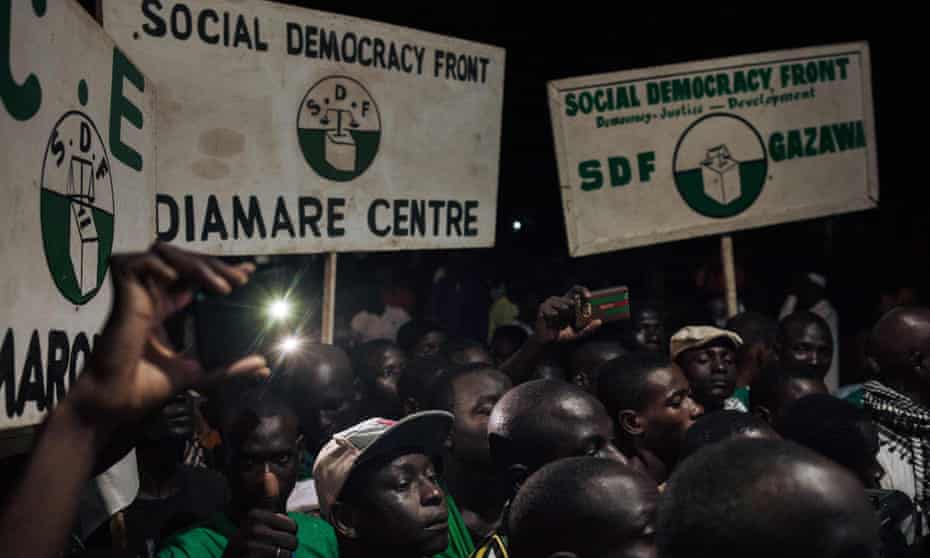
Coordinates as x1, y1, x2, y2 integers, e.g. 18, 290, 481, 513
40, 111, 115, 305
297, 76, 381, 182
672, 113, 767, 219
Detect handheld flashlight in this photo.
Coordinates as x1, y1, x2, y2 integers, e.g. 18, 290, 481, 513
278, 335, 302, 355
268, 298, 292, 322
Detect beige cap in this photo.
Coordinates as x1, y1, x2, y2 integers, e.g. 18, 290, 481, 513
312, 411, 453, 521
670, 326, 743, 360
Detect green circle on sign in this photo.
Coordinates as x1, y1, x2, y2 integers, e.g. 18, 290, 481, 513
296, 76, 381, 182
39, 111, 115, 305
672, 113, 767, 219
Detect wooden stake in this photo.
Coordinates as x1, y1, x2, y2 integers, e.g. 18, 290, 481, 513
721, 235, 738, 318
321, 252, 337, 344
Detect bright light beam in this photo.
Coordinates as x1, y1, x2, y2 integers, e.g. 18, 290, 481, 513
268, 298, 291, 322
278, 335, 302, 354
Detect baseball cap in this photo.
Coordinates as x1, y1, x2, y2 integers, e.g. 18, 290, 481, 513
670, 326, 743, 360
313, 410, 453, 521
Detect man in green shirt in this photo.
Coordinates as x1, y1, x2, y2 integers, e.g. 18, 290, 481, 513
313, 411, 463, 558
159, 385, 338, 558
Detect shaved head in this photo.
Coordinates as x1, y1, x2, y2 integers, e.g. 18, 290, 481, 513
509, 458, 658, 558
489, 380, 625, 480
658, 438, 879, 558
871, 306, 930, 374
869, 306, 930, 405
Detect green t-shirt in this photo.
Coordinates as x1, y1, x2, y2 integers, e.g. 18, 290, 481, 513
158, 493, 471, 558
436, 490, 475, 558
157, 512, 338, 558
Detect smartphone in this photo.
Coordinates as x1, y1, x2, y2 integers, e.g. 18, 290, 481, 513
573, 286, 630, 330
192, 268, 296, 370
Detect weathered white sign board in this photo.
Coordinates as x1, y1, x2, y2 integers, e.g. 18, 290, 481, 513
1, 0, 155, 429
105, 0, 505, 254
548, 42, 878, 256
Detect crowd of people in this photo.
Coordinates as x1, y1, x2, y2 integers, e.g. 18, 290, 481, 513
1, 243, 929, 558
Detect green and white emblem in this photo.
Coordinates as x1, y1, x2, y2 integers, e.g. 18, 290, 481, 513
673, 113, 767, 219
297, 76, 381, 182
40, 111, 115, 305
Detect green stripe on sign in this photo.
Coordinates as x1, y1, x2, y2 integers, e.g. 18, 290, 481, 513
590, 292, 628, 305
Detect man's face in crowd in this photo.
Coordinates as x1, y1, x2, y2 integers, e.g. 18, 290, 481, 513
632, 309, 666, 354
367, 346, 407, 416
294, 358, 361, 454
227, 414, 301, 514
677, 340, 737, 410
779, 322, 833, 379
449, 369, 512, 466
637, 367, 703, 461
414, 331, 447, 358
349, 453, 449, 556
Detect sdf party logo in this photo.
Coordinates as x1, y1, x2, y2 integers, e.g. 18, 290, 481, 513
672, 113, 767, 219
297, 76, 382, 182
40, 109, 115, 305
